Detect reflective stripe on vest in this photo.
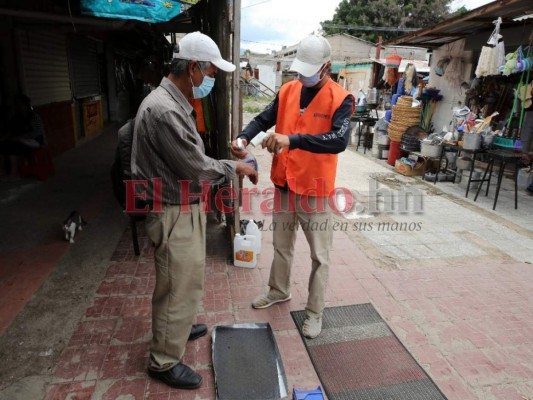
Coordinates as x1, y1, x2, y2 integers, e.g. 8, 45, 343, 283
271, 78, 353, 197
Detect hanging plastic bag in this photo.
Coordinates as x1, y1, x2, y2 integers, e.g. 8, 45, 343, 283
475, 17, 504, 77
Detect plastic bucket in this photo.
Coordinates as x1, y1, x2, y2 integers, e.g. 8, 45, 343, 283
445, 151, 457, 169
518, 168, 533, 189
387, 141, 402, 166
377, 135, 390, 145
378, 144, 389, 159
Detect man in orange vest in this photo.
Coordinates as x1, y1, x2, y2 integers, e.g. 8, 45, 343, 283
231, 35, 354, 338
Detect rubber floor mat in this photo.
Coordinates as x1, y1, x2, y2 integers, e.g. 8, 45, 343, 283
212, 323, 288, 400
291, 304, 447, 400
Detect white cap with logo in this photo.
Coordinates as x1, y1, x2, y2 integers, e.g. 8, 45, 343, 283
290, 35, 331, 77
173, 31, 236, 72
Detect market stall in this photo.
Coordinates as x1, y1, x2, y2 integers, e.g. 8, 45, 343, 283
376, 0, 533, 199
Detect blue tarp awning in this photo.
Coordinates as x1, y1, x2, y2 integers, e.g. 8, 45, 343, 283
81, 0, 200, 23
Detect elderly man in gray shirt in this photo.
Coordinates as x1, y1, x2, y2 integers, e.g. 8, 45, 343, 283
131, 32, 257, 390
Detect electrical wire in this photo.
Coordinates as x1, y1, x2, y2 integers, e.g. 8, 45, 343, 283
242, 0, 272, 9
321, 23, 419, 32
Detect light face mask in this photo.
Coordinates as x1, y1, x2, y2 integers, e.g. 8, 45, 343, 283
298, 66, 325, 88
191, 67, 215, 99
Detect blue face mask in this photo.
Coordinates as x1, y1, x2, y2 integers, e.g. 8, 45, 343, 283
191, 68, 215, 99
298, 65, 325, 88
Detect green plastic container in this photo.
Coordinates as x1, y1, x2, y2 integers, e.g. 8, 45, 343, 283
493, 136, 514, 148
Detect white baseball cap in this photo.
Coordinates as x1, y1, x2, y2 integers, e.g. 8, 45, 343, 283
173, 31, 236, 72
290, 35, 331, 77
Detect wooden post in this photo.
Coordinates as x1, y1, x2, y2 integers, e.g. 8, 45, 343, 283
231, 0, 242, 238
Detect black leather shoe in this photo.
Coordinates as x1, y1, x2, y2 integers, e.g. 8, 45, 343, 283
148, 363, 202, 389
188, 324, 207, 341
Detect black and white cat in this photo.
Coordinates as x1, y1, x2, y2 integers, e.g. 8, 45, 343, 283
62, 211, 87, 243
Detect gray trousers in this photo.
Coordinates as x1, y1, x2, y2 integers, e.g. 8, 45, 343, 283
145, 204, 206, 371
267, 190, 332, 318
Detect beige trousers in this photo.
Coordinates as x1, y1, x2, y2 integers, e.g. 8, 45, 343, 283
145, 204, 206, 371
268, 190, 332, 318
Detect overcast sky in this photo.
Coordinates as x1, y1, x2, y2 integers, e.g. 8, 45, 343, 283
240, 0, 495, 54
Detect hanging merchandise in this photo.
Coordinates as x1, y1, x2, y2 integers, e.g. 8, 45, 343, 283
444, 57, 465, 87
385, 67, 400, 87
475, 17, 506, 78
500, 47, 520, 76
500, 46, 533, 76
404, 64, 418, 96
385, 52, 402, 68
435, 57, 450, 77
504, 44, 532, 138
519, 81, 533, 109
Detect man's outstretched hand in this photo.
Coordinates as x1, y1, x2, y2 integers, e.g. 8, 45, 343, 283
236, 161, 258, 184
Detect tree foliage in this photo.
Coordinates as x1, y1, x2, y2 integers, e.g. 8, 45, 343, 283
321, 0, 452, 43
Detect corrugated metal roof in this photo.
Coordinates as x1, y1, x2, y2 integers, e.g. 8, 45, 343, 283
386, 0, 533, 48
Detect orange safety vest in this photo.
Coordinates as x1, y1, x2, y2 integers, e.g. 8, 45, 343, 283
271, 78, 353, 197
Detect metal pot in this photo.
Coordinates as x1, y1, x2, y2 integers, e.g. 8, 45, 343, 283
420, 141, 441, 158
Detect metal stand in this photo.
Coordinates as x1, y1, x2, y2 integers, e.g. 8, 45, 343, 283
352, 108, 378, 154
474, 149, 521, 210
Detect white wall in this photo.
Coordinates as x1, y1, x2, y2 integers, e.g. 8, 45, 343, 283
327, 34, 374, 61
257, 64, 277, 93
383, 46, 428, 62
341, 66, 373, 94
427, 39, 473, 132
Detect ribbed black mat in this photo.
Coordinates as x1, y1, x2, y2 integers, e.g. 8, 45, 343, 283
212, 323, 288, 400
291, 304, 447, 400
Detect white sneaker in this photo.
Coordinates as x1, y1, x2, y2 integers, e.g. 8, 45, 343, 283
252, 293, 291, 309
303, 316, 322, 339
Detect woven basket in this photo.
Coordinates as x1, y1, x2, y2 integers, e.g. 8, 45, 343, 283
391, 114, 421, 124
388, 125, 407, 141
396, 96, 414, 107
391, 120, 420, 131
392, 104, 422, 114
392, 113, 421, 122
391, 110, 421, 124
392, 111, 421, 121
388, 133, 404, 142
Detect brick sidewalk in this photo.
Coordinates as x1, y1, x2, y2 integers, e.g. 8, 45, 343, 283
4, 125, 529, 400
43, 210, 533, 399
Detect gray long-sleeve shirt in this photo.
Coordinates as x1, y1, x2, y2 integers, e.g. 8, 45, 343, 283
131, 77, 236, 205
